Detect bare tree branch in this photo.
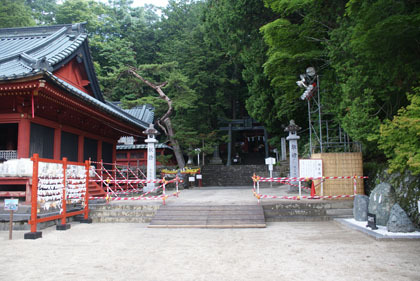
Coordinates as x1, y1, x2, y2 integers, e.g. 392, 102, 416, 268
126, 66, 185, 169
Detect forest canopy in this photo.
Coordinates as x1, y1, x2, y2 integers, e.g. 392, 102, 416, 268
1, 0, 420, 175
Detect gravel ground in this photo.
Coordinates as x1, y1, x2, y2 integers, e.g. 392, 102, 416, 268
1, 221, 419, 281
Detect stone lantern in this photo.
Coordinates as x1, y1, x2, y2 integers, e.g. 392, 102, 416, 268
284, 120, 301, 192
143, 124, 160, 193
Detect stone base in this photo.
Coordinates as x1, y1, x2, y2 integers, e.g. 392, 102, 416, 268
79, 218, 93, 224
56, 223, 71, 231
24, 231, 42, 239
209, 157, 223, 165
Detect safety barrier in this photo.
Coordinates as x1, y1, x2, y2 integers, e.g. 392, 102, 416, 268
90, 160, 147, 194
104, 177, 182, 205
252, 174, 367, 203
161, 167, 202, 187
24, 154, 91, 239
87, 160, 183, 205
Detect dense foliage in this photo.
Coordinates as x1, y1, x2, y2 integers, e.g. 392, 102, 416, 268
1, 0, 419, 177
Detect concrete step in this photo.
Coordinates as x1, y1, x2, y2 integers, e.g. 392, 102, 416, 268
149, 205, 266, 228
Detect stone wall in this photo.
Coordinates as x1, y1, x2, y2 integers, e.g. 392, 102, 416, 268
201, 164, 289, 186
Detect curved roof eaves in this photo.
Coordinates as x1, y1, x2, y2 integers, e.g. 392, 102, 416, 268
45, 72, 149, 131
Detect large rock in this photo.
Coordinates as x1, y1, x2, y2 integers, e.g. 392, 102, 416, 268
387, 203, 415, 233
353, 195, 369, 221
368, 183, 396, 226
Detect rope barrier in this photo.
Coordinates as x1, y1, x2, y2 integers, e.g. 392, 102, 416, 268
254, 176, 368, 182
252, 189, 354, 201
252, 174, 367, 202
89, 179, 167, 184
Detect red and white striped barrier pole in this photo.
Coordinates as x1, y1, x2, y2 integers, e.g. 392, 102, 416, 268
162, 179, 166, 205
353, 175, 357, 196
176, 175, 179, 197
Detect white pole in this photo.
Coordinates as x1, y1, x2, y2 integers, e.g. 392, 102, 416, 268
299, 181, 302, 197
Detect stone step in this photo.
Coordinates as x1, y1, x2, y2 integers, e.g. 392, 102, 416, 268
149, 205, 266, 228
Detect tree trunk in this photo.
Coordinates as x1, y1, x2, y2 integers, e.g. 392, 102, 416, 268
164, 118, 185, 169
127, 67, 185, 168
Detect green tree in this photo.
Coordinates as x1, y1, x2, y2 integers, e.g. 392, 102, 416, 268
0, 0, 35, 28
25, 0, 58, 25
126, 63, 199, 168
379, 88, 420, 175
327, 0, 420, 152
260, 0, 346, 150
55, 0, 107, 30
156, 0, 225, 152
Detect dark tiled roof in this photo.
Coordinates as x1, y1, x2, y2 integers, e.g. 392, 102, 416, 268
0, 23, 151, 131
0, 23, 86, 79
123, 105, 155, 125
110, 102, 155, 125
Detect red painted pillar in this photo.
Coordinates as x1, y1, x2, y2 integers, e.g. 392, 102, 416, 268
54, 127, 61, 160
84, 160, 90, 219
61, 157, 68, 225
78, 135, 84, 162
29, 153, 39, 233
17, 116, 30, 158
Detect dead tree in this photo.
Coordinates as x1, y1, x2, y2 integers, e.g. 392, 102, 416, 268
127, 67, 186, 169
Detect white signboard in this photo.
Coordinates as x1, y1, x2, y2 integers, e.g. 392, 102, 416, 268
4, 199, 18, 211
299, 159, 323, 178
265, 157, 276, 165
196, 174, 202, 179
189, 177, 195, 182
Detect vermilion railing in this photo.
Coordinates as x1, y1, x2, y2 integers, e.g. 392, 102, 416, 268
25, 154, 90, 239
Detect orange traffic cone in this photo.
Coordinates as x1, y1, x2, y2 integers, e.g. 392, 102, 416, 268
310, 181, 316, 197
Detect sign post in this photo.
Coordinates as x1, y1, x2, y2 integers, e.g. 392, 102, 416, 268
5, 198, 18, 240
265, 157, 276, 188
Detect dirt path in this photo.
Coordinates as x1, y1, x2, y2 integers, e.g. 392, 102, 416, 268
1, 221, 419, 281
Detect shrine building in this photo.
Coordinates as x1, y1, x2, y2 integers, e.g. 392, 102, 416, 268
0, 23, 150, 164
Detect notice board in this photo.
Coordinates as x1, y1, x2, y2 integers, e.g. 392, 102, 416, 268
299, 159, 323, 178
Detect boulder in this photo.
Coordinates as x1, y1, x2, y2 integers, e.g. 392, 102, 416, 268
387, 203, 415, 233
353, 195, 369, 221
368, 183, 396, 226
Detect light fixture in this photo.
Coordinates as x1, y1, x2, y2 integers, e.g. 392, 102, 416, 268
306, 67, 316, 77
